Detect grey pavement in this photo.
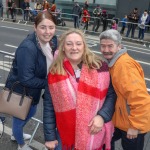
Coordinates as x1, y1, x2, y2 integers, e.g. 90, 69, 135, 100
0, 14, 150, 150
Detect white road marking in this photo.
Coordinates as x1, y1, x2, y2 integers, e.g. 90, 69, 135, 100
0, 50, 15, 56
128, 49, 150, 55
4, 44, 18, 48
125, 45, 150, 52
0, 83, 5, 87
0, 26, 29, 31
92, 50, 101, 54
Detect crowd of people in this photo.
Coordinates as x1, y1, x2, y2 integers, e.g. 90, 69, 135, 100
71, 2, 150, 41
4, 0, 57, 22
0, 1, 149, 40
124, 8, 150, 40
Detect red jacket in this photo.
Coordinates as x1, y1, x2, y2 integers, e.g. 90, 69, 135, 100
82, 9, 90, 23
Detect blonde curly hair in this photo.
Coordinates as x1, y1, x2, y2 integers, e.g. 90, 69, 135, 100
50, 28, 102, 74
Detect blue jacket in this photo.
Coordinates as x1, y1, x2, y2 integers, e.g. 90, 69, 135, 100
5, 32, 57, 105
122, 17, 127, 27
43, 79, 117, 141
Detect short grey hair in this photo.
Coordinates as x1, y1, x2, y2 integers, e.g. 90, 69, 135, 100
99, 29, 122, 45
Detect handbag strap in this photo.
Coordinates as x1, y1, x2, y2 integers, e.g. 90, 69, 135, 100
7, 81, 31, 106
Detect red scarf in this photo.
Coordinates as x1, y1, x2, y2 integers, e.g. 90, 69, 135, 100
48, 59, 114, 150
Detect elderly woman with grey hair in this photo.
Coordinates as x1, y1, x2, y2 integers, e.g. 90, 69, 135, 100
99, 29, 150, 150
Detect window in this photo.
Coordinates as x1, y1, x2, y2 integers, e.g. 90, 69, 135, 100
95, 0, 117, 6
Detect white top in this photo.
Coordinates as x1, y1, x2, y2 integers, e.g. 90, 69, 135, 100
40, 42, 53, 74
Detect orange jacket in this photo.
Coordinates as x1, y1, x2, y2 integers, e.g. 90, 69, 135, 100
109, 50, 150, 133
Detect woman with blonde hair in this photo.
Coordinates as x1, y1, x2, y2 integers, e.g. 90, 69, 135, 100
43, 28, 116, 150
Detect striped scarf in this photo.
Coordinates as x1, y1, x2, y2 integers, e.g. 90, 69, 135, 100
48, 59, 114, 150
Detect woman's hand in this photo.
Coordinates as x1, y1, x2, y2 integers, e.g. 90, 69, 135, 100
45, 140, 58, 150
88, 115, 104, 134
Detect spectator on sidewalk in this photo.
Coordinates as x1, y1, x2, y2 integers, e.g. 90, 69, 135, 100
92, 4, 102, 32
120, 15, 127, 34
5, 11, 57, 150
0, 0, 3, 18
82, 7, 90, 31
34, 1, 42, 11
101, 9, 108, 31
126, 8, 139, 38
43, 28, 116, 150
42, 0, 50, 11
138, 10, 149, 40
11, 1, 17, 22
84, 0, 89, 9
22, 0, 30, 21
99, 29, 150, 150
7, 0, 13, 19
72, 2, 81, 28
110, 20, 117, 30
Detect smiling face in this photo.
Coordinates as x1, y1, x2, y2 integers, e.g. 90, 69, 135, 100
100, 39, 121, 60
34, 18, 55, 44
64, 33, 84, 65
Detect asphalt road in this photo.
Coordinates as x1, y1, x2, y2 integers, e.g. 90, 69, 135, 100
0, 20, 150, 150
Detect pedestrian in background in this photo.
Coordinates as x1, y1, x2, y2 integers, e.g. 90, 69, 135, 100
138, 10, 149, 40
111, 20, 117, 30
34, 0, 42, 11
84, 0, 89, 9
11, 0, 17, 22
7, 0, 13, 19
0, 0, 3, 18
50, 3, 56, 13
101, 9, 108, 31
126, 8, 139, 38
120, 15, 127, 34
5, 11, 57, 150
100, 29, 150, 150
22, 0, 30, 21
92, 4, 102, 32
43, 28, 116, 150
42, 0, 50, 10
82, 7, 90, 31
72, 2, 81, 28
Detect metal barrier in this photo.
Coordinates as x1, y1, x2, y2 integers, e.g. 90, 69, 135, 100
2, 7, 24, 22
0, 51, 43, 145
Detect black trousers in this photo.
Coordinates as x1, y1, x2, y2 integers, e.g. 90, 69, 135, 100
111, 128, 145, 150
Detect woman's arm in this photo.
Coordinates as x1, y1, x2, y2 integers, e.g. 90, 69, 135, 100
16, 41, 47, 88
97, 79, 117, 123
43, 82, 57, 141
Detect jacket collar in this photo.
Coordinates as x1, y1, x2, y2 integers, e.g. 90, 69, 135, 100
108, 47, 127, 67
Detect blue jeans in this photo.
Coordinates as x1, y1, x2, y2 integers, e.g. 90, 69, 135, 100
24, 10, 29, 21
12, 105, 37, 145
126, 23, 137, 38
73, 16, 79, 28
138, 28, 145, 40
111, 128, 145, 150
